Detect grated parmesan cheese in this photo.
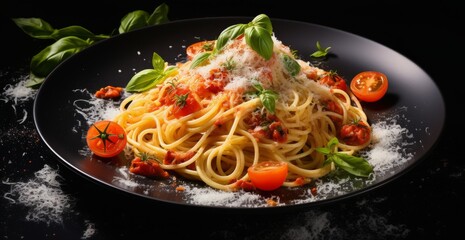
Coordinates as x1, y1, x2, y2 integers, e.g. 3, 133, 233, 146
70, 41, 417, 207
362, 117, 414, 175
1, 75, 36, 105
78, 99, 415, 207
2, 164, 73, 225
72, 89, 125, 126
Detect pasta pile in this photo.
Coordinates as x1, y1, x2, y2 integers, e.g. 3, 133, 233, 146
114, 19, 371, 191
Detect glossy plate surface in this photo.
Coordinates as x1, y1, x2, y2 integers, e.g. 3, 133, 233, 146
34, 17, 445, 210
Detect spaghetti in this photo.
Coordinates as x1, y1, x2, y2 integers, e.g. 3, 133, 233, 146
113, 16, 372, 191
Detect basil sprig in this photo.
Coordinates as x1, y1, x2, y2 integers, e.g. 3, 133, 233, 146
280, 53, 301, 76
310, 41, 331, 58
189, 52, 212, 69
316, 137, 373, 177
27, 36, 92, 87
125, 52, 177, 92
190, 14, 273, 69
13, 3, 169, 88
251, 83, 279, 114
119, 3, 169, 34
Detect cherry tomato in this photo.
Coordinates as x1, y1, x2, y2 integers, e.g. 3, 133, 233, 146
129, 156, 169, 179
170, 88, 201, 119
350, 71, 388, 102
186, 40, 215, 60
86, 120, 127, 158
339, 120, 371, 145
247, 161, 288, 191
318, 70, 347, 91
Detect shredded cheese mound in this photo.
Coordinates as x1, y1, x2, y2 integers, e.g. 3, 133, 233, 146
2, 164, 73, 225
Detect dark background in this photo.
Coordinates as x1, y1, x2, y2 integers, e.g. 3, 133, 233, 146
1, 1, 463, 239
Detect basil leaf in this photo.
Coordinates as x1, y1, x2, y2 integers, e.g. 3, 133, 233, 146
12, 18, 55, 39
147, 3, 169, 25
327, 137, 339, 149
333, 153, 373, 177
310, 51, 328, 58
251, 14, 272, 34
315, 147, 331, 155
151, 52, 165, 71
125, 69, 164, 92
119, 10, 149, 34
51, 26, 109, 41
310, 41, 331, 58
215, 24, 246, 51
252, 83, 278, 114
260, 90, 278, 114
164, 66, 178, 75
190, 52, 211, 69
25, 73, 45, 89
30, 36, 91, 77
281, 54, 301, 76
245, 26, 273, 60
317, 137, 373, 177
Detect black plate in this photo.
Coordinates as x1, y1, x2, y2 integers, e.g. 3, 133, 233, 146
33, 17, 445, 210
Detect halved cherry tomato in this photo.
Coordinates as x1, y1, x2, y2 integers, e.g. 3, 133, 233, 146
350, 71, 388, 102
86, 120, 127, 158
186, 40, 215, 60
247, 161, 288, 191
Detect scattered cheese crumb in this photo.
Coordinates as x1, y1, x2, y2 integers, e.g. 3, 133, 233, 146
2, 164, 73, 225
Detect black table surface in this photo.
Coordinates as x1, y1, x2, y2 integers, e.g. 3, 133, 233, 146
1, 1, 463, 239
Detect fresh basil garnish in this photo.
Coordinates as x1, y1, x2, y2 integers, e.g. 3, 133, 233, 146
281, 54, 301, 76
26, 36, 92, 88
126, 52, 177, 92
316, 137, 373, 177
13, 3, 170, 89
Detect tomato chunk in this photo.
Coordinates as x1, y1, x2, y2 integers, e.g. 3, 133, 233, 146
339, 120, 371, 145
95, 86, 123, 99
129, 156, 169, 179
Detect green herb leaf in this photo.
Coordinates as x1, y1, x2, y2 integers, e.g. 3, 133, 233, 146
315, 137, 373, 177
190, 52, 211, 69
125, 69, 163, 92
126, 52, 177, 92
315, 147, 331, 155
188, 13, 275, 68
310, 41, 331, 58
151, 52, 165, 71
14, 3, 170, 89
252, 83, 278, 114
119, 10, 150, 34
25, 73, 45, 89
30, 36, 91, 77
51, 26, 109, 41
147, 3, 170, 25
12, 18, 55, 39
215, 24, 246, 51
251, 14, 273, 34
281, 54, 301, 76
244, 26, 274, 60
260, 90, 278, 114
334, 153, 373, 177
120, 4, 169, 34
